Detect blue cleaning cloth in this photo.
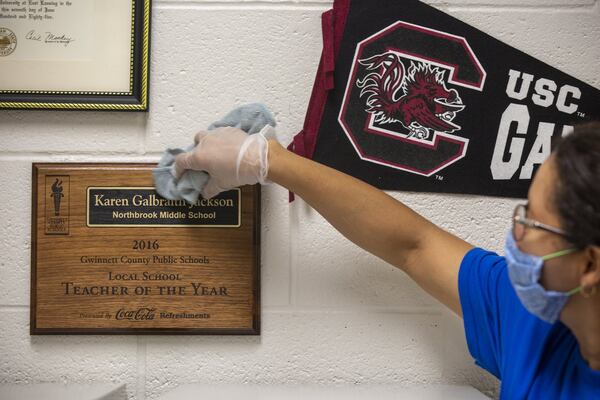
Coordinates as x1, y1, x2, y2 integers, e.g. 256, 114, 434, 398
152, 103, 277, 204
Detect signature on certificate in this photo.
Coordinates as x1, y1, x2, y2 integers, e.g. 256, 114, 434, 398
26, 30, 75, 47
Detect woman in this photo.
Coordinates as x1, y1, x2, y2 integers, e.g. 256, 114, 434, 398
175, 122, 600, 398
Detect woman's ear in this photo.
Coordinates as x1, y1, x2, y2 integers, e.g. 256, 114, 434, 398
581, 246, 600, 289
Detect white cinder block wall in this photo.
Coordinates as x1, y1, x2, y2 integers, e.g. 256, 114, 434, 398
1, 1, 599, 399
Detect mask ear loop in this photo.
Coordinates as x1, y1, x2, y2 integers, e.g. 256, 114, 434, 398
581, 286, 598, 298
542, 248, 581, 296
541, 248, 577, 261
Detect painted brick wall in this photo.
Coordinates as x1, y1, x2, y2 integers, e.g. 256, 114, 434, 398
1, 1, 599, 399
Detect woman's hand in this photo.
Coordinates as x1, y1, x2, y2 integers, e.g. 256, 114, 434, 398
174, 126, 270, 199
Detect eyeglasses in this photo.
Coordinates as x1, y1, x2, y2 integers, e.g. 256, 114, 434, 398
512, 203, 571, 241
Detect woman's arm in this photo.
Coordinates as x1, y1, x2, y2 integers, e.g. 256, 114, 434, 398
267, 139, 473, 316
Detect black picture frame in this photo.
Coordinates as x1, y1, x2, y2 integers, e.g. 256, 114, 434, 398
0, 0, 151, 111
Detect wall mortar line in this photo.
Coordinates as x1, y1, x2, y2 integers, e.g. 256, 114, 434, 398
136, 337, 147, 400
444, 4, 596, 12
154, 2, 329, 10
0, 153, 163, 160
289, 201, 297, 306
262, 306, 444, 315
0, 305, 29, 311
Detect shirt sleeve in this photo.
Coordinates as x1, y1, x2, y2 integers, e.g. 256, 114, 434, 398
458, 247, 513, 379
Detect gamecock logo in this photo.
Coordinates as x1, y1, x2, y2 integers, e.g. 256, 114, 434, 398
357, 53, 465, 140
339, 21, 487, 176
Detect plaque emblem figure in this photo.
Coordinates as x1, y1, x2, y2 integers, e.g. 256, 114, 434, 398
44, 175, 69, 235
51, 178, 64, 216
0, 27, 17, 57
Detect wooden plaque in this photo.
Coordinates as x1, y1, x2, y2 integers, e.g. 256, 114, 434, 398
31, 163, 260, 335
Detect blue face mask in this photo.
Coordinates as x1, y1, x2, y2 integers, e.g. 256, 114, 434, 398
505, 231, 580, 324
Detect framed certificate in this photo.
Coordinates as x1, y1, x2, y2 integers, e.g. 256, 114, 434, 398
0, 0, 150, 111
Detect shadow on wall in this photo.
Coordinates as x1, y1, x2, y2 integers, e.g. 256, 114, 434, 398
105, 384, 128, 400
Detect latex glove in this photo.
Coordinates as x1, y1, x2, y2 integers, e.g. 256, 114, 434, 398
174, 126, 272, 199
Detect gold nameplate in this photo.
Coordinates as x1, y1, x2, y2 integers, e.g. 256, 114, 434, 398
31, 163, 260, 334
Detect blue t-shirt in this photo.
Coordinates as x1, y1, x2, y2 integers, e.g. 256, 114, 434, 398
458, 247, 600, 399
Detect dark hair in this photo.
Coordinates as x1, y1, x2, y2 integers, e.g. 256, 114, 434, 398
553, 122, 600, 248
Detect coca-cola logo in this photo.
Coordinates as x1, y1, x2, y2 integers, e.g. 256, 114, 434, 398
115, 307, 156, 321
